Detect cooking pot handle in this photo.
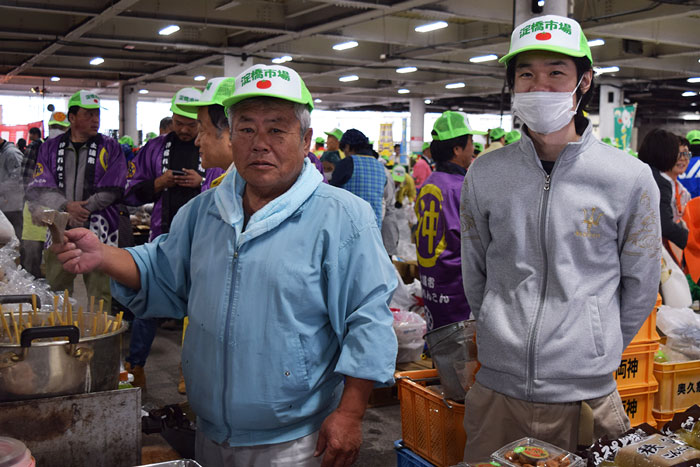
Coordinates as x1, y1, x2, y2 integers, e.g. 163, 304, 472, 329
20, 325, 80, 347
0, 294, 42, 308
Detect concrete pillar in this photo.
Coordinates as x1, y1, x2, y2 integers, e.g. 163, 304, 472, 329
119, 83, 138, 142
224, 55, 251, 77
514, 0, 569, 26
409, 97, 425, 159
598, 83, 623, 143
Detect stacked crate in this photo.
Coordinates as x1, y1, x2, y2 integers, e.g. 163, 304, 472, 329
614, 294, 662, 428
653, 355, 700, 426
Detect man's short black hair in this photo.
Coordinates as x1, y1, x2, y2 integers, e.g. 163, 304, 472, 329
430, 133, 471, 163
394, 144, 401, 149
638, 129, 680, 173
506, 55, 594, 118
29, 127, 42, 137
207, 104, 228, 136
160, 116, 173, 132
68, 105, 80, 118
679, 136, 690, 148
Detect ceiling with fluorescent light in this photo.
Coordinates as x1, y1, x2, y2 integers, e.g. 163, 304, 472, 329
0, 0, 699, 120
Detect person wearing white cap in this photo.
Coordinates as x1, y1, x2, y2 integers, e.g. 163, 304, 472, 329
50, 64, 398, 467
459, 15, 661, 459
26, 90, 126, 310
120, 87, 205, 389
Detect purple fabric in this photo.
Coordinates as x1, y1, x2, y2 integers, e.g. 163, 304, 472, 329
29, 133, 126, 246
415, 171, 471, 330
306, 152, 326, 183
202, 167, 226, 192
124, 135, 167, 239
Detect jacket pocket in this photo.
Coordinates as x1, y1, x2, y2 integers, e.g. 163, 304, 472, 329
587, 296, 605, 357
280, 333, 311, 393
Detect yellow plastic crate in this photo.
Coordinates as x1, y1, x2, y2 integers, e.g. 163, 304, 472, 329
652, 409, 676, 429
614, 341, 659, 390
653, 359, 700, 413
618, 381, 658, 428
397, 369, 466, 467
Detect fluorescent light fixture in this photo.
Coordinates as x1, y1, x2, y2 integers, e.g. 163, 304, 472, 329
314, 98, 323, 103
587, 39, 605, 47
339, 75, 359, 82
159, 25, 180, 36
424, 99, 432, 104
139, 89, 149, 94
333, 41, 358, 51
215, 1, 240, 11
396, 66, 418, 74
398, 89, 410, 94
538, 0, 545, 6
688, 77, 700, 83
193, 75, 206, 81
594, 66, 619, 75
271, 55, 292, 64
682, 114, 700, 120
445, 82, 465, 89
89, 57, 104, 66
458, 107, 464, 111
469, 54, 498, 63
415, 21, 448, 33
50, 76, 60, 82
682, 91, 698, 97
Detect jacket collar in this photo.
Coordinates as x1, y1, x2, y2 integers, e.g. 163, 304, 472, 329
518, 116, 594, 167
213, 158, 323, 244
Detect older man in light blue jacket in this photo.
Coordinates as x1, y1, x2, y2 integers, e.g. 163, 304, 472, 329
51, 64, 398, 467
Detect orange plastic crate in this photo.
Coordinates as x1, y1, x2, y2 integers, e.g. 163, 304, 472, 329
614, 341, 659, 390
631, 306, 660, 344
618, 381, 658, 428
652, 409, 676, 429
397, 369, 466, 467
653, 359, 700, 413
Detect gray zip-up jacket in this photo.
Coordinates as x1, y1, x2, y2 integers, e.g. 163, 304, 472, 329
460, 120, 661, 403
0, 140, 24, 213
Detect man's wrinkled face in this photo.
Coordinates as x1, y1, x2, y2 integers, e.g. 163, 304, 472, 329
195, 107, 232, 170
172, 113, 198, 142
230, 99, 311, 197
326, 135, 339, 151
69, 108, 100, 138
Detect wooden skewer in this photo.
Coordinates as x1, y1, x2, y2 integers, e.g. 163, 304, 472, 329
90, 296, 95, 315
32, 294, 38, 318
68, 301, 73, 330
115, 311, 123, 331
40, 315, 47, 327
63, 290, 69, 324
102, 313, 111, 334
49, 312, 55, 326
18, 304, 23, 330
0, 305, 11, 340
53, 295, 60, 325
92, 313, 98, 337
10, 312, 20, 345
78, 306, 84, 336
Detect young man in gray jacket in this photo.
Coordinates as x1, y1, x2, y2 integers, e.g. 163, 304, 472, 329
460, 15, 661, 459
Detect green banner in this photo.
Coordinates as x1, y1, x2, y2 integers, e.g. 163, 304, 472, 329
613, 104, 636, 149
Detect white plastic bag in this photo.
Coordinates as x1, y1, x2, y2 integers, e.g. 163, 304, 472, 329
656, 305, 700, 361
392, 310, 426, 363
660, 247, 692, 308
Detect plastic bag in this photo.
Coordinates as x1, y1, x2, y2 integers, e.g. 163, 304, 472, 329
660, 248, 692, 308
657, 305, 700, 361
392, 310, 426, 363
389, 267, 422, 311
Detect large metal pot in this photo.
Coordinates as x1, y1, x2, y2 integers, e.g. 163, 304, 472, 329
0, 295, 127, 402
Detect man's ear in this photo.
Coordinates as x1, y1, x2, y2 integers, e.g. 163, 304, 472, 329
580, 69, 593, 94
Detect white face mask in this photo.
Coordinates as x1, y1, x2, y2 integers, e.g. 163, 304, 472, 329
323, 171, 333, 182
511, 76, 584, 135
48, 128, 65, 139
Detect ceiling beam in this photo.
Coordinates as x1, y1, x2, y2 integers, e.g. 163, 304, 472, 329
125, 54, 224, 85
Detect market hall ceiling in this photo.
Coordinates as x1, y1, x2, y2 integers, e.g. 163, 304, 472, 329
0, 0, 699, 120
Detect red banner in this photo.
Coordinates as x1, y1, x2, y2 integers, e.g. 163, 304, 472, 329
0, 121, 43, 144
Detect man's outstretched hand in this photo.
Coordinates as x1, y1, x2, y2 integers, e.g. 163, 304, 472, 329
50, 228, 104, 274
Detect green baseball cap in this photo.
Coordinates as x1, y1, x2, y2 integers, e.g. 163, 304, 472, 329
171, 87, 202, 119
221, 64, 313, 113
421, 142, 430, 152
48, 111, 70, 128
118, 135, 134, 147
687, 130, 700, 145
505, 129, 521, 145
473, 142, 484, 153
325, 128, 343, 141
145, 132, 157, 142
392, 165, 407, 183
177, 77, 236, 114
315, 137, 325, 144
431, 111, 486, 141
489, 128, 506, 140
68, 90, 101, 110
499, 15, 592, 66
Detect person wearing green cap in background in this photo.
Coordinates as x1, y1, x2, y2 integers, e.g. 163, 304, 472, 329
51, 64, 397, 467
26, 89, 127, 312
460, 15, 661, 460
505, 129, 521, 145
472, 141, 484, 156
415, 111, 478, 333
120, 87, 205, 390
144, 131, 157, 143
412, 141, 434, 188
480, 127, 506, 155
313, 136, 325, 157
324, 127, 345, 159
687, 129, 700, 157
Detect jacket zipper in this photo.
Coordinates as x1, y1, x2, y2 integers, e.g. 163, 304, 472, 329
526, 170, 552, 399
222, 246, 239, 440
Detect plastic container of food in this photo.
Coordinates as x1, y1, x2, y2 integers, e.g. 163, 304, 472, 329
492, 438, 584, 467
0, 437, 35, 467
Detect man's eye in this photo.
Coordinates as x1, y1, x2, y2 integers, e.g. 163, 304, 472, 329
238, 128, 254, 133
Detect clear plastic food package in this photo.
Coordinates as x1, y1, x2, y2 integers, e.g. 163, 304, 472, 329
492, 438, 584, 467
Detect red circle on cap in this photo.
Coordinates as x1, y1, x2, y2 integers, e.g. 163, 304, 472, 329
535, 32, 552, 41
93, 99, 98, 103
256, 80, 272, 89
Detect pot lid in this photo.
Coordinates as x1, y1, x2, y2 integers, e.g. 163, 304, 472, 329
0, 437, 29, 467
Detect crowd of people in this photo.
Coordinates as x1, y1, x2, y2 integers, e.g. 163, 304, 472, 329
0, 11, 699, 467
